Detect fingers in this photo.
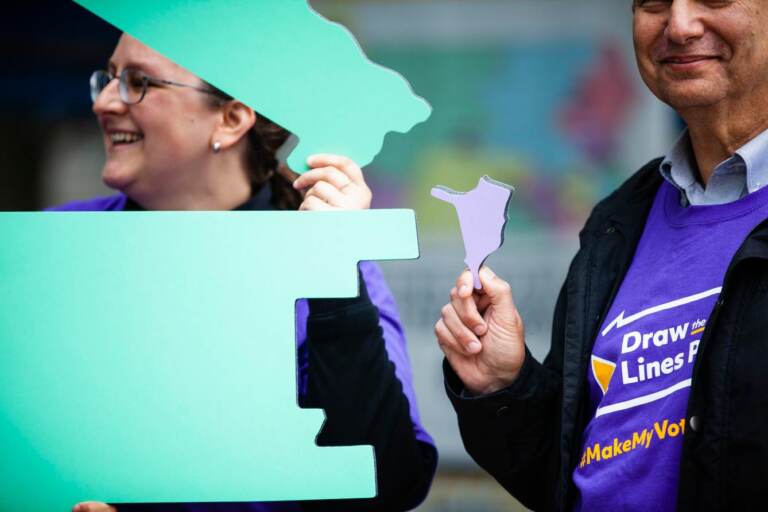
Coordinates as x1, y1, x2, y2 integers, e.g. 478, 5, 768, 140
304, 180, 346, 206
435, 318, 479, 379
293, 166, 352, 191
73, 503, 116, 512
298, 195, 334, 211
450, 270, 487, 336
455, 270, 475, 299
476, 292, 492, 313
478, 267, 516, 310
440, 303, 482, 354
435, 316, 480, 358
306, 154, 365, 185
434, 317, 459, 353
450, 287, 487, 337
294, 155, 372, 211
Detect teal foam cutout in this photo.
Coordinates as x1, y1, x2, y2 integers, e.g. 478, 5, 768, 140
73, 0, 432, 173
0, 210, 419, 509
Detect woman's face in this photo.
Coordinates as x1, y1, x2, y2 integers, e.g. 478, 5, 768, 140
92, 34, 221, 200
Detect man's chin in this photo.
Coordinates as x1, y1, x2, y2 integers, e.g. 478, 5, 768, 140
657, 81, 727, 112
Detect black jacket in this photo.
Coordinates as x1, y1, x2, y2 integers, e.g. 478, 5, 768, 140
300, 282, 437, 511
446, 159, 768, 511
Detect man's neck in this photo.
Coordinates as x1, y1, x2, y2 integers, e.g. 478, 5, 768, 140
681, 102, 768, 186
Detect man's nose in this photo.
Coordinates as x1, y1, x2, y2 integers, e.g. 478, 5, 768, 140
92, 78, 127, 116
666, 0, 705, 45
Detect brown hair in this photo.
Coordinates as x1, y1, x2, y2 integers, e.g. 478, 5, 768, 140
206, 86, 302, 210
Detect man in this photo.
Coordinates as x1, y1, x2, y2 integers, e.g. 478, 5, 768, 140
436, 1, 768, 511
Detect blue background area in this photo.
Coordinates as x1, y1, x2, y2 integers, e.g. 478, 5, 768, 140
484, 42, 596, 170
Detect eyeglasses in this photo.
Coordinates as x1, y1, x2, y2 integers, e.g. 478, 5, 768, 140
89, 67, 218, 105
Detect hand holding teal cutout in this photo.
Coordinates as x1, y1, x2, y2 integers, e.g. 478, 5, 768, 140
432, 176, 515, 289
0, 210, 419, 509
73, 0, 432, 173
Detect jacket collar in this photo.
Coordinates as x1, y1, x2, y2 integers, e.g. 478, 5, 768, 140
608, 161, 664, 229
732, 218, 768, 262
602, 160, 768, 263
581, 158, 664, 243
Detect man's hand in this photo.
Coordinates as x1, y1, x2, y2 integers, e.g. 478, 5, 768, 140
435, 267, 526, 395
72, 502, 116, 512
293, 154, 372, 211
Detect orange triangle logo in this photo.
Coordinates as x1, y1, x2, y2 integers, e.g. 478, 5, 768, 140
591, 355, 616, 395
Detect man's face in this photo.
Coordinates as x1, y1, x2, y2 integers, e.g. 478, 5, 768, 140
633, 0, 768, 111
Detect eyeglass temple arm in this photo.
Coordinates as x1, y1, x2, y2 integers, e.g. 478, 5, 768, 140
148, 77, 217, 95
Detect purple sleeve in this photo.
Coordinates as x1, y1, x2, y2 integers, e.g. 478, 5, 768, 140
294, 262, 433, 447
44, 194, 127, 211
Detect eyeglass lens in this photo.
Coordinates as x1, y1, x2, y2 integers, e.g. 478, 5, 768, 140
89, 70, 111, 103
119, 68, 147, 104
89, 68, 147, 105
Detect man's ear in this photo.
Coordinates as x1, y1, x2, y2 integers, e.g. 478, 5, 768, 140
211, 100, 257, 151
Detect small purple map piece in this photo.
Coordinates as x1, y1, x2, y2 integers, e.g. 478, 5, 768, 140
431, 176, 515, 289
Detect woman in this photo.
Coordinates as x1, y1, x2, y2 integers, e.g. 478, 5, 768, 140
59, 34, 436, 511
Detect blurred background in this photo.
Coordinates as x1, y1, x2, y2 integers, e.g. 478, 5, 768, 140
1, 1, 680, 510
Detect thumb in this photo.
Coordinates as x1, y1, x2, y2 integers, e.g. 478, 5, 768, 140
478, 267, 515, 310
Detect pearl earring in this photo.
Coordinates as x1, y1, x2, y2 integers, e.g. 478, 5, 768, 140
212, 141, 221, 153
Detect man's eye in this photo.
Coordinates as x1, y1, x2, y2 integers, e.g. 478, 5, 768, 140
702, 0, 736, 7
636, 0, 671, 9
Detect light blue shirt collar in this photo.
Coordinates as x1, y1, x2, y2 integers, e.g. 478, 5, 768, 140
660, 128, 768, 206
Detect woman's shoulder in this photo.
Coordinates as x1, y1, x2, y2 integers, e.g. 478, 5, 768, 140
45, 194, 128, 212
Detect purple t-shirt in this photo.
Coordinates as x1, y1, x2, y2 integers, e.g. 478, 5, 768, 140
48, 194, 433, 511
573, 181, 768, 511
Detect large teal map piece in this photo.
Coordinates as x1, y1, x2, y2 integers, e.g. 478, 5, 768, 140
0, 210, 418, 509
73, 0, 432, 173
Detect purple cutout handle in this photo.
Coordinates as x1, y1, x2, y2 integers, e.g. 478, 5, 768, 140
431, 176, 515, 289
